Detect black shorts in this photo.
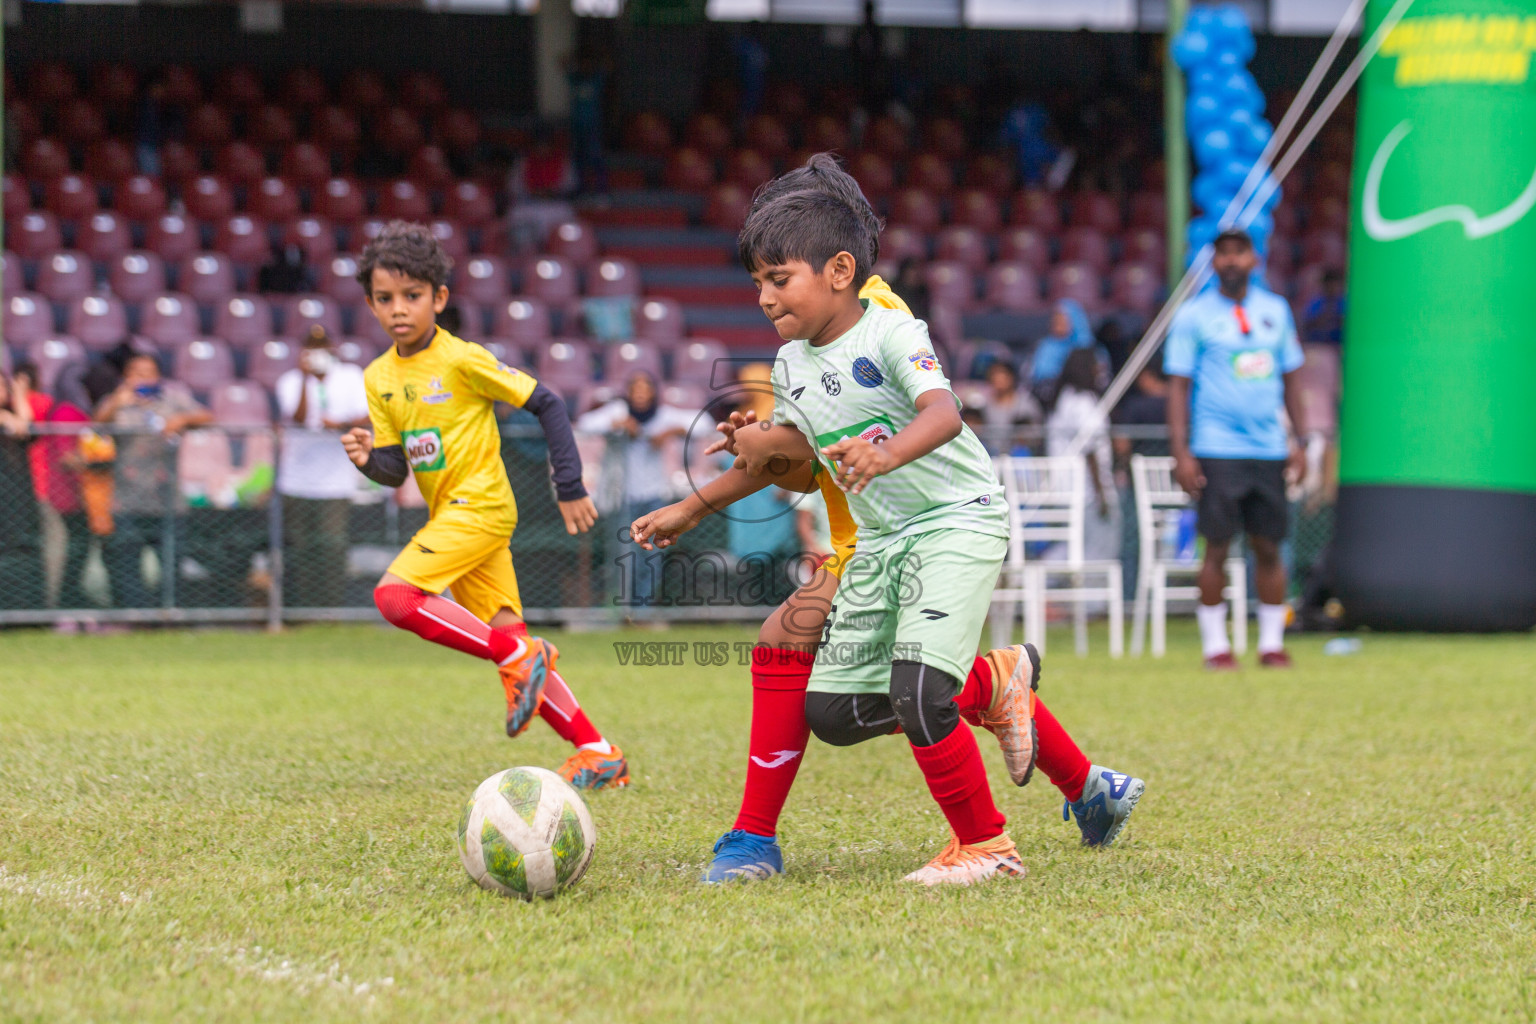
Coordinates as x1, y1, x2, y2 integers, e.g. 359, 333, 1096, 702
1197, 457, 1288, 544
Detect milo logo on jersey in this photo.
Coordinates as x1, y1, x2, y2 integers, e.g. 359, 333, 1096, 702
816, 415, 896, 450
403, 427, 446, 471
1232, 349, 1277, 381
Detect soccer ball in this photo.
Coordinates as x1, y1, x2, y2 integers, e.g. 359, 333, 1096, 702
456, 767, 597, 899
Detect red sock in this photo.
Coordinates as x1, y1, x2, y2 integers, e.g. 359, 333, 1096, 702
957, 656, 993, 724
374, 584, 518, 663
1035, 697, 1092, 802
909, 724, 1006, 845
732, 646, 815, 837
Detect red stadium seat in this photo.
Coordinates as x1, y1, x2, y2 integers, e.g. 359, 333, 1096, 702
108, 251, 169, 304
491, 297, 553, 343
247, 338, 300, 390
847, 152, 895, 198
78, 211, 133, 261
21, 138, 72, 182
311, 106, 362, 150
923, 118, 969, 161
1313, 162, 1351, 199
518, 256, 579, 306
1010, 189, 1062, 232
187, 103, 234, 147
408, 145, 455, 191
36, 251, 96, 303
177, 252, 237, 305
314, 177, 366, 225
1271, 203, 1300, 237
210, 381, 272, 426
804, 115, 850, 153
442, 180, 496, 226
997, 226, 1050, 273
879, 224, 928, 265
907, 152, 956, 195
586, 257, 642, 299
670, 338, 728, 386
378, 179, 431, 221
280, 294, 343, 338
279, 142, 332, 188
6, 293, 57, 346
58, 97, 106, 145
865, 116, 910, 159
174, 337, 236, 393
30, 62, 78, 104
352, 218, 387, 250
214, 215, 271, 266
1059, 227, 1112, 272
158, 141, 201, 184
766, 80, 808, 120
84, 138, 136, 183
1047, 262, 1105, 313
350, 305, 392, 348
249, 104, 297, 148
339, 69, 387, 109
1109, 262, 1162, 315
1309, 194, 1349, 231
472, 218, 506, 256
4, 174, 30, 221
429, 220, 470, 266
213, 295, 275, 351
248, 176, 300, 222
214, 66, 264, 107
157, 65, 202, 106
926, 303, 964, 347
400, 71, 449, 113
218, 141, 267, 186
319, 255, 365, 306
664, 148, 717, 191
1300, 230, 1347, 269
984, 262, 1044, 313
145, 214, 199, 264
1, 252, 19, 298
140, 293, 202, 346
1267, 235, 1297, 275
603, 340, 664, 382
67, 294, 130, 349
447, 300, 488, 339
1069, 191, 1123, 234
889, 189, 942, 233
1128, 191, 1166, 230
964, 154, 1014, 195
11, 211, 63, 261
684, 113, 732, 157
332, 338, 379, 369
535, 339, 595, 395
115, 174, 168, 221
280, 68, 328, 109
623, 111, 674, 157
477, 340, 521, 367
7, 100, 41, 150
635, 297, 685, 341
724, 149, 774, 189
44, 174, 98, 221
456, 255, 511, 306
184, 175, 236, 222
934, 226, 989, 273
176, 429, 236, 498
924, 260, 976, 312
704, 184, 751, 232
543, 221, 596, 266
951, 188, 1003, 233
375, 107, 426, 156
26, 336, 87, 393
284, 216, 337, 264
436, 108, 481, 152
744, 114, 791, 159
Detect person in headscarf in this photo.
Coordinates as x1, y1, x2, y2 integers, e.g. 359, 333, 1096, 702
1028, 298, 1105, 406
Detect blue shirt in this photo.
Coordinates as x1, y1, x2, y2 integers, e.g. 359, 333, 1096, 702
1164, 286, 1303, 460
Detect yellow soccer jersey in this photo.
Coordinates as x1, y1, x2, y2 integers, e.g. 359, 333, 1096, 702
817, 276, 915, 574
364, 327, 537, 534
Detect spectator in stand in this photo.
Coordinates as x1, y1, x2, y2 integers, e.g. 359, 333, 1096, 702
14, 362, 93, 609
275, 327, 370, 608
1047, 347, 1121, 562
0, 370, 43, 609
892, 258, 931, 323
1029, 299, 1101, 406
1301, 269, 1346, 346
93, 354, 212, 608
258, 241, 309, 294
976, 360, 1042, 455
1165, 227, 1305, 670
1001, 100, 1062, 187
576, 371, 698, 613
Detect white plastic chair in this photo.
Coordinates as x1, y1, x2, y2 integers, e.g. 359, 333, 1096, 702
990, 455, 1124, 657
1129, 454, 1248, 657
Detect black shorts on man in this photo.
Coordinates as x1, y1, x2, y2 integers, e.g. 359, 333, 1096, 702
1197, 457, 1288, 544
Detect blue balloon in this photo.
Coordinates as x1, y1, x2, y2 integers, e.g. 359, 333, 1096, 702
1219, 70, 1264, 115
1216, 157, 1255, 192
1212, 48, 1245, 70
1187, 214, 1222, 255
1194, 126, 1236, 167
1186, 92, 1225, 131
1190, 67, 1224, 95
1192, 172, 1234, 216
1184, 6, 1218, 33
1216, 5, 1256, 59
1172, 28, 1214, 70
1226, 109, 1271, 156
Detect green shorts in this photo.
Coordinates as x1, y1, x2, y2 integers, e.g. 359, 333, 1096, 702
807, 528, 1008, 694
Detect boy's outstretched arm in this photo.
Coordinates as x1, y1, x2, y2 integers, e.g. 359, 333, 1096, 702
734, 419, 818, 475
822, 388, 961, 494
631, 461, 814, 550
521, 383, 599, 534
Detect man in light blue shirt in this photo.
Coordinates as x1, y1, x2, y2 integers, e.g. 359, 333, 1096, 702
1165, 228, 1306, 669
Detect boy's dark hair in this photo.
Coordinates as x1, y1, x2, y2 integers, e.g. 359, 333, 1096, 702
750, 153, 883, 266
1059, 347, 1101, 395
738, 190, 874, 289
356, 220, 454, 291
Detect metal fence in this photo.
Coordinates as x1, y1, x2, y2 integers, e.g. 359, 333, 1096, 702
0, 420, 1337, 628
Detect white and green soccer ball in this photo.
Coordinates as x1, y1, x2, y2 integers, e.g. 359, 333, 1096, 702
456, 767, 597, 900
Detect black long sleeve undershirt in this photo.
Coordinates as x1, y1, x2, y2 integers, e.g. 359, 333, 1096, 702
359, 444, 408, 487
522, 382, 588, 502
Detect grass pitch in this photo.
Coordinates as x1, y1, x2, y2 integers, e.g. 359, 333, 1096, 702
1, 622, 1533, 1022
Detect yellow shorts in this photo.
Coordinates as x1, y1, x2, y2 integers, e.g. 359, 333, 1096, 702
387, 511, 522, 621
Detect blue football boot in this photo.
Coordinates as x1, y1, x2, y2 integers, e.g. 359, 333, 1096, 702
701, 829, 783, 883
1064, 765, 1145, 848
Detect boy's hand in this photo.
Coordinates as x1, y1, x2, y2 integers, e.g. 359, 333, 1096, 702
558, 496, 599, 535
340, 427, 374, 468
822, 437, 894, 494
1172, 452, 1205, 498
703, 409, 757, 457
630, 501, 699, 550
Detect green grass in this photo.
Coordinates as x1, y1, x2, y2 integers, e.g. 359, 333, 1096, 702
1, 623, 1534, 1022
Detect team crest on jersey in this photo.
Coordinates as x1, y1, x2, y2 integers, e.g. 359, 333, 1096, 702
821, 371, 842, 396
403, 383, 418, 402
908, 348, 939, 372
851, 357, 884, 388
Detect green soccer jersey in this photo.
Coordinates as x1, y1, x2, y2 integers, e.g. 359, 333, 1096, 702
770, 303, 1008, 552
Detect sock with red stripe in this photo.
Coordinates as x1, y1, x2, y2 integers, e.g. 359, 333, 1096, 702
373, 584, 519, 663
732, 646, 815, 837
909, 724, 1006, 846
1035, 697, 1092, 802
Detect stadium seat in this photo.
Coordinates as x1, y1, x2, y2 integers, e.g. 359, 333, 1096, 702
157, 64, 202, 106
865, 116, 910, 159
3, 251, 24, 297
847, 152, 895, 198
923, 118, 969, 161
279, 294, 344, 338
603, 339, 665, 381
477, 339, 521, 367
4, 174, 30, 221
1059, 227, 1113, 272
338, 68, 387, 109
36, 251, 96, 303
67, 293, 130, 349
158, 141, 201, 184
664, 147, 717, 191
7, 99, 40, 150
1271, 203, 1300, 237
6, 293, 57, 346
1128, 191, 1166, 230
984, 262, 1045, 313
173, 337, 236, 392
1291, 263, 1330, 308
314, 177, 366, 225
1010, 189, 1062, 232
743, 114, 791, 159
108, 251, 168, 304
906, 152, 956, 195
213, 295, 275, 351
997, 226, 1050, 273
247, 338, 300, 389
186, 102, 234, 147
1313, 162, 1351, 198
177, 428, 236, 498
428, 220, 470, 266
926, 303, 964, 346
400, 70, 448, 113
522, 255, 580, 306
1109, 263, 1162, 315
924, 260, 976, 312
319, 254, 365, 305
1301, 230, 1347, 269
1069, 191, 1123, 234
177, 252, 237, 306
279, 142, 332, 188
1121, 228, 1165, 271
535, 339, 595, 395
934, 226, 990, 273
78, 211, 133, 262
889, 189, 942, 233
963, 154, 1014, 195
684, 113, 732, 157
704, 184, 751, 232
145, 214, 199, 264
184, 175, 236, 222
12, 211, 63, 261
803, 115, 850, 153
1266, 235, 1297, 274
84, 138, 136, 183
1047, 262, 1105, 312
58, 102, 105, 145
375, 107, 426, 156
545, 220, 598, 264
26, 336, 87, 393
1261, 260, 1290, 299
454, 255, 509, 306
471, 219, 506, 256
635, 297, 685, 341
586, 258, 642, 299
249, 103, 297, 148
248, 176, 300, 222
574, 383, 620, 415
443, 180, 496, 226
354, 217, 387, 249
214, 66, 264, 106
210, 380, 272, 426
724, 149, 774, 189
44, 174, 99, 221
408, 145, 455, 191
623, 111, 674, 157
378, 179, 431, 221
115, 175, 168, 222
949, 188, 1000, 233
279, 67, 327, 109
669, 338, 728, 386
350, 305, 392, 348
447, 300, 489, 339
30, 62, 78, 104
214, 215, 271, 266
21, 138, 71, 181
217, 141, 267, 186
333, 337, 379, 368
312, 105, 363, 150
91, 62, 139, 107
491, 297, 552, 343
879, 224, 928, 265
283, 216, 337, 264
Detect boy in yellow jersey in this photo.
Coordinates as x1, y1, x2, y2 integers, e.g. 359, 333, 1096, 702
340, 221, 628, 790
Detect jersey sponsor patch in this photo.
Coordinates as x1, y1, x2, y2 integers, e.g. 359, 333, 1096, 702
816, 415, 897, 450
1232, 349, 1277, 380
851, 356, 884, 388
908, 348, 939, 372
403, 427, 446, 471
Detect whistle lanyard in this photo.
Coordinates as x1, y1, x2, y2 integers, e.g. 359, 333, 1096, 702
1233, 302, 1251, 336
